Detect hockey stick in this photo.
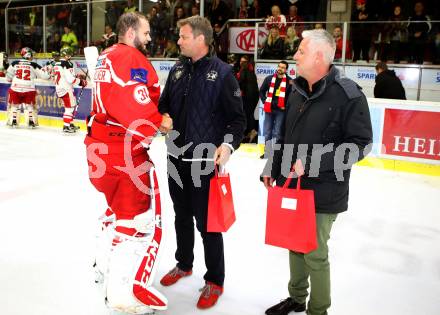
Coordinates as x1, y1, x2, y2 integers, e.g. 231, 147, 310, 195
79, 66, 91, 80
71, 47, 99, 127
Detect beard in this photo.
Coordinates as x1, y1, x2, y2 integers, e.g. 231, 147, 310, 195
134, 35, 148, 56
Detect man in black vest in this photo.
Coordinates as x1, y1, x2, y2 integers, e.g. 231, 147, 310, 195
158, 15, 245, 310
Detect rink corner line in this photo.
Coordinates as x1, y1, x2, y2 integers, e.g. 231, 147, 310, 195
0, 112, 87, 131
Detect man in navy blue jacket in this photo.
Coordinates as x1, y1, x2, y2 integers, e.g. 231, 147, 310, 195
158, 15, 245, 310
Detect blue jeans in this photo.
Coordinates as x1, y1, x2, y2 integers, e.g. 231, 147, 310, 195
263, 109, 285, 144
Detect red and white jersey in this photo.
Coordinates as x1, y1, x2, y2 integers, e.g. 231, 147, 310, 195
6, 59, 50, 92
92, 43, 162, 143
52, 59, 80, 97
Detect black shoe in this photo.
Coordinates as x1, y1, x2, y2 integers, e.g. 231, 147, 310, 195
70, 123, 80, 131
265, 297, 306, 315
11, 119, 18, 127
260, 154, 266, 159
63, 125, 76, 133
28, 120, 36, 128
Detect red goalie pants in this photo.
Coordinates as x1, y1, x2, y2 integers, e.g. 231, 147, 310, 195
85, 125, 155, 224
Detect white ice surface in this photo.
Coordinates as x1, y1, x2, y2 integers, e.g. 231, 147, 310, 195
0, 126, 439, 315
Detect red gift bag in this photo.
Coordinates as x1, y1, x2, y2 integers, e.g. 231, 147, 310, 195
265, 174, 317, 253
207, 167, 236, 232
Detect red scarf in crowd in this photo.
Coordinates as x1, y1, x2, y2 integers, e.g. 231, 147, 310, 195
263, 73, 286, 113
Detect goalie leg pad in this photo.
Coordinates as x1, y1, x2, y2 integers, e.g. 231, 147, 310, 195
104, 167, 167, 313
94, 208, 115, 284
24, 104, 35, 125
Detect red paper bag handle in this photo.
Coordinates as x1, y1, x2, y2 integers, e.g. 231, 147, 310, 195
283, 166, 302, 192
214, 165, 226, 178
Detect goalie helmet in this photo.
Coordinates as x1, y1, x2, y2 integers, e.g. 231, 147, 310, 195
60, 47, 74, 58
20, 47, 34, 59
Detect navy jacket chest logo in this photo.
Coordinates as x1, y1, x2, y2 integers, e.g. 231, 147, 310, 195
206, 70, 218, 82
173, 67, 184, 81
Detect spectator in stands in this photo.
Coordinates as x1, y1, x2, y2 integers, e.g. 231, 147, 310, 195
149, 5, 169, 56
333, 25, 351, 61
105, 2, 121, 30
171, 7, 186, 41
70, 4, 86, 50
26, 7, 43, 52
351, 0, 373, 62
95, 25, 117, 51
28, 7, 42, 28
213, 23, 228, 61
384, 4, 408, 63
250, 0, 261, 19
284, 26, 301, 59
208, 0, 232, 27
48, 32, 61, 53
163, 39, 179, 58
260, 26, 285, 60
266, 5, 287, 37
124, 0, 138, 13
374, 62, 406, 100
236, 55, 259, 143
286, 5, 304, 38
191, 5, 200, 16
407, 1, 431, 64
61, 25, 78, 53
238, 0, 255, 25
167, 0, 182, 28
180, 0, 195, 17
55, 6, 70, 30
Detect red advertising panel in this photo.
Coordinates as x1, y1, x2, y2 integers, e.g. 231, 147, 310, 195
229, 27, 268, 54
382, 109, 440, 161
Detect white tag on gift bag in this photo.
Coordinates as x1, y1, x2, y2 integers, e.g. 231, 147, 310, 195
281, 197, 297, 210
221, 184, 228, 196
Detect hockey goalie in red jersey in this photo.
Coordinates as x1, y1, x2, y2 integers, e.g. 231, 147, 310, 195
84, 12, 173, 314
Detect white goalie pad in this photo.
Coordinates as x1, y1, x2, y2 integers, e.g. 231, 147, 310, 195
24, 104, 37, 126
6, 104, 14, 126
97, 167, 167, 314
94, 208, 115, 284
105, 232, 167, 314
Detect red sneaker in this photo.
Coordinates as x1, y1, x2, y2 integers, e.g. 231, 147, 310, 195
196, 282, 223, 309
160, 266, 192, 286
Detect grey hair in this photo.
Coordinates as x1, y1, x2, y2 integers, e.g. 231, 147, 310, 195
177, 15, 213, 46
301, 29, 336, 64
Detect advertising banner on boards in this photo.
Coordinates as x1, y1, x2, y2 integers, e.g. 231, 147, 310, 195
382, 108, 440, 162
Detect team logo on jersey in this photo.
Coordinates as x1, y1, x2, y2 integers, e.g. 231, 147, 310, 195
95, 57, 107, 69
206, 70, 218, 82
131, 68, 148, 83
134, 85, 151, 105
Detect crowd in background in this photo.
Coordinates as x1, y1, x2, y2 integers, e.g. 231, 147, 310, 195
1, 0, 440, 64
